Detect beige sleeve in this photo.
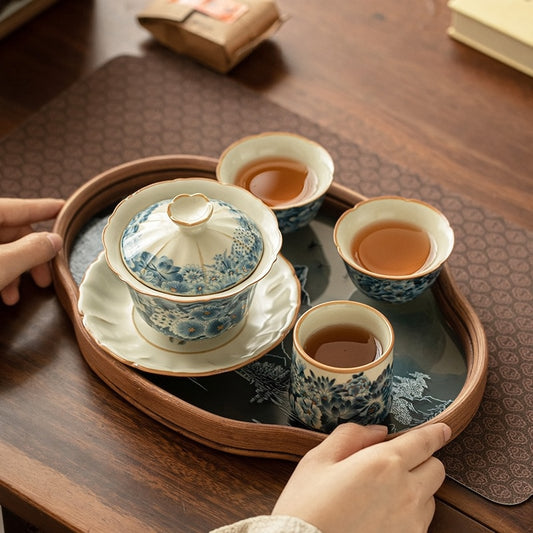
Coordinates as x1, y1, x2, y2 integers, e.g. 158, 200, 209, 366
210, 514, 322, 533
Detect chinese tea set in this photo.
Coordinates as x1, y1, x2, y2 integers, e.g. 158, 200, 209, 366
93, 131, 455, 432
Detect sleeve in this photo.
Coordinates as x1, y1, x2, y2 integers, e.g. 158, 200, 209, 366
210, 514, 322, 533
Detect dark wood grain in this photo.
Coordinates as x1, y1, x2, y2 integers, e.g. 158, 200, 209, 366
0, 0, 531, 230
0, 1, 531, 532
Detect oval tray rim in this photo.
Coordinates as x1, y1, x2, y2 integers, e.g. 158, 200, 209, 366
52, 154, 488, 461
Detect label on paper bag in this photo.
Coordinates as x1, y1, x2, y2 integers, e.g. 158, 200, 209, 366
137, 0, 284, 72
178, 0, 249, 23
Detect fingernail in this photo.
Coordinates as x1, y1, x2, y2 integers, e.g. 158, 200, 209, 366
442, 424, 452, 442
47, 233, 63, 252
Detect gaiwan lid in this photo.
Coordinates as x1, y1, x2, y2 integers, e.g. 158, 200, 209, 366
120, 193, 264, 296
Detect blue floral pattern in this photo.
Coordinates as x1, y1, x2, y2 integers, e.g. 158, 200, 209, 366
129, 285, 254, 340
275, 195, 326, 234
121, 199, 264, 295
289, 351, 393, 433
344, 262, 443, 303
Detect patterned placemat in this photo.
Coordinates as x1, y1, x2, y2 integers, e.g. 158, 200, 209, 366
0, 50, 530, 505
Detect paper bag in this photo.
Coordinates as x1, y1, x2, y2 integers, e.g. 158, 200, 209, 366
137, 0, 284, 73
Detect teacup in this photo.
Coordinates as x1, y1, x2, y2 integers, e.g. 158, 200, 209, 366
289, 300, 394, 433
216, 132, 334, 233
334, 196, 454, 303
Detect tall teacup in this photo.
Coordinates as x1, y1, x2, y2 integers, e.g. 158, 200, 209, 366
289, 300, 394, 433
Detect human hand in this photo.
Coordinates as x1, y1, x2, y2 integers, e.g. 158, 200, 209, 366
272, 422, 451, 533
0, 198, 65, 305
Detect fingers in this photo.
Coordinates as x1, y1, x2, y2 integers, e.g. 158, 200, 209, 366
0, 232, 63, 293
1, 262, 52, 305
0, 198, 64, 227
1, 279, 20, 306
307, 423, 389, 464
30, 261, 54, 288
0, 198, 65, 305
273, 423, 449, 533
0, 224, 33, 244
382, 423, 452, 472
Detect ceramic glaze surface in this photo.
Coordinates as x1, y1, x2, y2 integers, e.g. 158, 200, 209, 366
121, 197, 264, 296
345, 263, 444, 303
128, 283, 253, 340
103, 177, 282, 343
334, 196, 454, 303
289, 358, 393, 432
275, 194, 326, 234
78, 252, 300, 375
217, 132, 334, 233
289, 300, 394, 432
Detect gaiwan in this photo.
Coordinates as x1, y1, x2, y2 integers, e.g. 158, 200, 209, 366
103, 178, 282, 345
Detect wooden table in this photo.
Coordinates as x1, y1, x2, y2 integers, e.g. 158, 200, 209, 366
0, 1, 531, 532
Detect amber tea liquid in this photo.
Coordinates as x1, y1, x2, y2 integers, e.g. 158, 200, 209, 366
235, 157, 317, 207
352, 220, 431, 276
304, 324, 382, 368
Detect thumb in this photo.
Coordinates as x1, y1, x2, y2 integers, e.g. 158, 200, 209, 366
0, 232, 63, 290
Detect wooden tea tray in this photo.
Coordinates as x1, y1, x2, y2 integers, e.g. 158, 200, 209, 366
52, 154, 488, 461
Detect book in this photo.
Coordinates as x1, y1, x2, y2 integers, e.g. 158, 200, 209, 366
0, 0, 58, 39
448, 0, 533, 77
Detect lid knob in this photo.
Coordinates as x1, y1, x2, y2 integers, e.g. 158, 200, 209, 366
167, 193, 213, 230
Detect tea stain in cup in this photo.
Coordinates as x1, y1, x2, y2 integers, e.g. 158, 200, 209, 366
235, 156, 317, 207
303, 323, 383, 368
351, 220, 432, 276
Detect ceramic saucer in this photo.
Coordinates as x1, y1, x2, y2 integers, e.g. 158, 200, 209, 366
78, 252, 301, 376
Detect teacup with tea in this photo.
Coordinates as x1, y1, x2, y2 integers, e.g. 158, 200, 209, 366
334, 196, 454, 303
216, 132, 334, 233
289, 300, 394, 433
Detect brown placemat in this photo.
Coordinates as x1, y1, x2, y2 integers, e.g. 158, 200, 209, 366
0, 50, 530, 505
